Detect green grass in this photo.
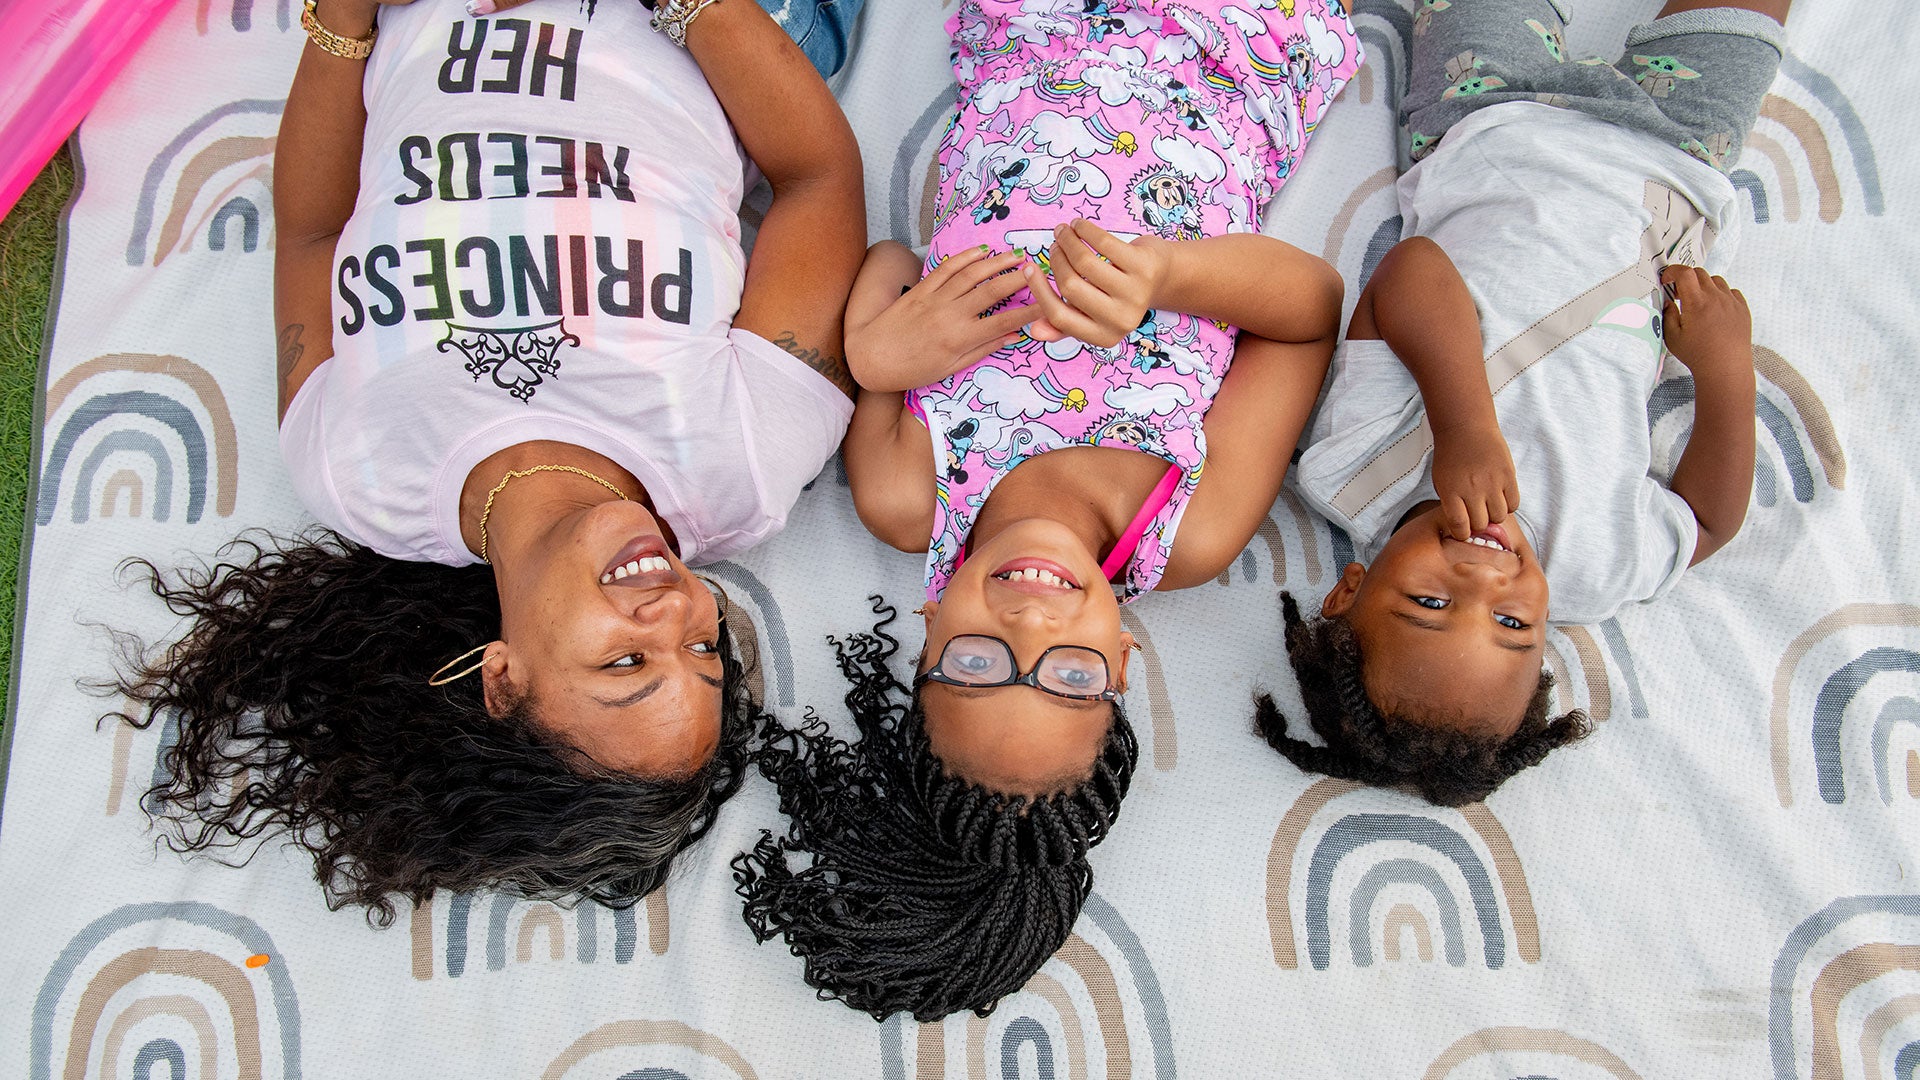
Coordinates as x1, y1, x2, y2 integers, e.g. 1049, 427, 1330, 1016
0, 148, 77, 734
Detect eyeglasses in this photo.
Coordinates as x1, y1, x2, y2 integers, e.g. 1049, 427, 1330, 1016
915, 634, 1119, 701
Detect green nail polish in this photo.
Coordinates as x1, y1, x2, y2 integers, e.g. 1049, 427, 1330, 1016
979, 244, 990, 253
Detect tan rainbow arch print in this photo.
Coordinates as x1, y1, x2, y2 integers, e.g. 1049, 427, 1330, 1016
125, 100, 283, 267
1420, 1026, 1645, 1080
408, 888, 671, 980
1772, 896, 1920, 1080
30, 902, 300, 1080
882, 893, 1176, 1079
1649, 345, 1847, 511
1211, 496, 1330, 589
1730, 55, 1885, 226
540, 1019, 760, 1080
1267, 779, 1540, 971
1768, 604, 1920, 807
1117, 607, 1178, 771
38, 353, 239, 528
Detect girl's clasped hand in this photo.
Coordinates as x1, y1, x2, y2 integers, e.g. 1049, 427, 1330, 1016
849, 218, 1173, 392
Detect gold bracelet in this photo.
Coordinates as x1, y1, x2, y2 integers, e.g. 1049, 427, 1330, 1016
301, 0, 377, 61
650, 0, 724, 48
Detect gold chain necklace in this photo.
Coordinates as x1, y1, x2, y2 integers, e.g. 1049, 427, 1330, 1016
477, 465, 629, 563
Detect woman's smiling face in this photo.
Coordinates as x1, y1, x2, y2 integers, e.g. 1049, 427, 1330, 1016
486, 500, 724, 777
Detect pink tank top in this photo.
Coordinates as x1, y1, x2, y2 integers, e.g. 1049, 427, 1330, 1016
916, 0, 1361, 601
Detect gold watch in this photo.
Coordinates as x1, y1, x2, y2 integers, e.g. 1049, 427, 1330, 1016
301, 0, 377, 61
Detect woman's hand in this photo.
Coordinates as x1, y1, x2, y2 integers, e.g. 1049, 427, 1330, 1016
846, 246, 1035, 389
1023, 219, 1171, 348
1430, 418, 1520, 542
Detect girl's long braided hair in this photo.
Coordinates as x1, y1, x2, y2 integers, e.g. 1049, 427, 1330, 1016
733, 599, 1137, 1022
1256, 592, 1589, 806
109, 530, 758, 925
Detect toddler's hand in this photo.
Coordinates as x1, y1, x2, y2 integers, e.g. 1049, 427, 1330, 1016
1431, 421, 1520, 542
1023, 220, 1171, 349
1661, 265, 1753, 382
847, 246, 1035, 386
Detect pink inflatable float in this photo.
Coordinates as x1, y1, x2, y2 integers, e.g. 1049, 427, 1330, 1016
0, 0, 181, 218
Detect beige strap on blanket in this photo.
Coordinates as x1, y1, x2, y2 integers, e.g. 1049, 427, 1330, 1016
1327, 181, 1714, 519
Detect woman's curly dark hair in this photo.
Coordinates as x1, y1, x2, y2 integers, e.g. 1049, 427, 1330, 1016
732, 599, 1137, 1022
1255, 593, 1589, 806
109, 530, 758, 925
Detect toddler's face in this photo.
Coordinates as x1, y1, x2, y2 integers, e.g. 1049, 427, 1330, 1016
1319, 502, 1549, 737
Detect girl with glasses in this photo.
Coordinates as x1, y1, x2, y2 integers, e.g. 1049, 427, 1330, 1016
735, 0, 1359, 1020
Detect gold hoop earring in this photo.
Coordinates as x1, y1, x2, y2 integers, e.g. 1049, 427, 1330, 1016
695, 574, 732, 619
427, 644, 489, 686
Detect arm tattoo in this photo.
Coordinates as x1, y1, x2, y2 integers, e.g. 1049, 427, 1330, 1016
771, 330, 857, 400
277, 323, 307, 408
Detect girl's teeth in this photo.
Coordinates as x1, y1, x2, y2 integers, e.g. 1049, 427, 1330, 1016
997, 568, 1074, 588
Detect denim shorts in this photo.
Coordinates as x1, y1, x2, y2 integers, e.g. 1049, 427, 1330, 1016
755, 0, 863, 78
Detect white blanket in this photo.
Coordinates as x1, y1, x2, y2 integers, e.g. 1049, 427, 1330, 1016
3, 0, 1917, 1076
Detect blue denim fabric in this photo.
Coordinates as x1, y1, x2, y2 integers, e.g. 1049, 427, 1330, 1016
754, 0, 862, 78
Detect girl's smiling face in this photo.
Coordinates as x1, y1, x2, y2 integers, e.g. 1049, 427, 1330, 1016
917, 519, 1134, 795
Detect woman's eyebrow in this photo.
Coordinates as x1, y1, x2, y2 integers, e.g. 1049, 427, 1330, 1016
596, 678, 664, 708
596, 671, 721, 708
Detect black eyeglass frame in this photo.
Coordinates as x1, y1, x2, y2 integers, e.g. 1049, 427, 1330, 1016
914, 634, 1121, 702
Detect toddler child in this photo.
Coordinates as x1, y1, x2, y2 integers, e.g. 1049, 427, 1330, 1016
1279, 0, 1788, 805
